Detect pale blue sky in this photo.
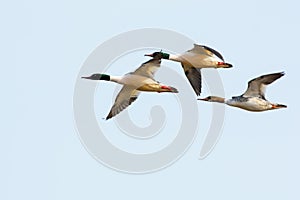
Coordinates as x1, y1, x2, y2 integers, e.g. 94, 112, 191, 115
2, 0, 300, 199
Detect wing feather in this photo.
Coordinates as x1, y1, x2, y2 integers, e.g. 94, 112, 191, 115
242, 72, 285, 99
181, 63, 202, 96
133, 58, 161, 79
187, 44, 224, 61
106, 86, 140, 120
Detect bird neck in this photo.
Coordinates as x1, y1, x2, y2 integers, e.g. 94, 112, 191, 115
212, 97, 226, 103
109, 75, 123, 83
169, 54, 183, 62
161, 52, 170, 59
99, 74, 110, 81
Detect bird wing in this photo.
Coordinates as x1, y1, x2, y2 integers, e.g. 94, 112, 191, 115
133, 58, 161, 79
187, 44, 224, 61
181, 63, 202, 96
106, 86, 140, 120
242, 72, 285, 99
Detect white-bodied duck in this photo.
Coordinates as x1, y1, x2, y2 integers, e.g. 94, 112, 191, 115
198, 72, 287, 112
145, 44, 233, 96
82, 57, 178, 119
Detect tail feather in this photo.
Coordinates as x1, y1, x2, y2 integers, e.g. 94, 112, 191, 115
168, 86, 178, 93
159, 85, 178, 93
272, 104, 287, 109
277, 104, 287, 108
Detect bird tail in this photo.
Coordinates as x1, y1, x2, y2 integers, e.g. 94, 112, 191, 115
272, 104, 287, 109
168, 86, 178, 93
158, 85, 178, 93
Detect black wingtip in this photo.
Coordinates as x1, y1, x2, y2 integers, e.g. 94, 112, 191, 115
275, 71, 285, 76
274, 71, 285, 80
183, 66, 202, 96
105, 114, 112, 120
201, 45, 225, 61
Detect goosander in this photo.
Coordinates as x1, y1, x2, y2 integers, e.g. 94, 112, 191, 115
198, 72, 287, 112
145, 44, 232, 96
82, 58, 178, 119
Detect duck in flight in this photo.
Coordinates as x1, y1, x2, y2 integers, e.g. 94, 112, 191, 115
198, 72, 287, 112
145, 44, 233, 96
82, 57, 178, 120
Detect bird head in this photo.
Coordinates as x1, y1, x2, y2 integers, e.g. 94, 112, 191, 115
81, 73, 110, 81
145, 51, 169, 59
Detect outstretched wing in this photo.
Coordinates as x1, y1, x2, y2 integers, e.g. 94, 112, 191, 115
181, 63, 202, 96
133, 58, 161, 79
187, 44, 224, 61
106, 86, 140, 120
242, 72, 285, 99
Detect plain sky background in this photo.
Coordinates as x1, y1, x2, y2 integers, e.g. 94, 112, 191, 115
2, 0, 300, 199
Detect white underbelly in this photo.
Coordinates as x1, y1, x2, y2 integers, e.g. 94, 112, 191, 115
227, 98, 272, 112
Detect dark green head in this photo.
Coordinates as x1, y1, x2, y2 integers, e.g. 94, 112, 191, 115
145, 51, 170, 59
81, 73, 110, 81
